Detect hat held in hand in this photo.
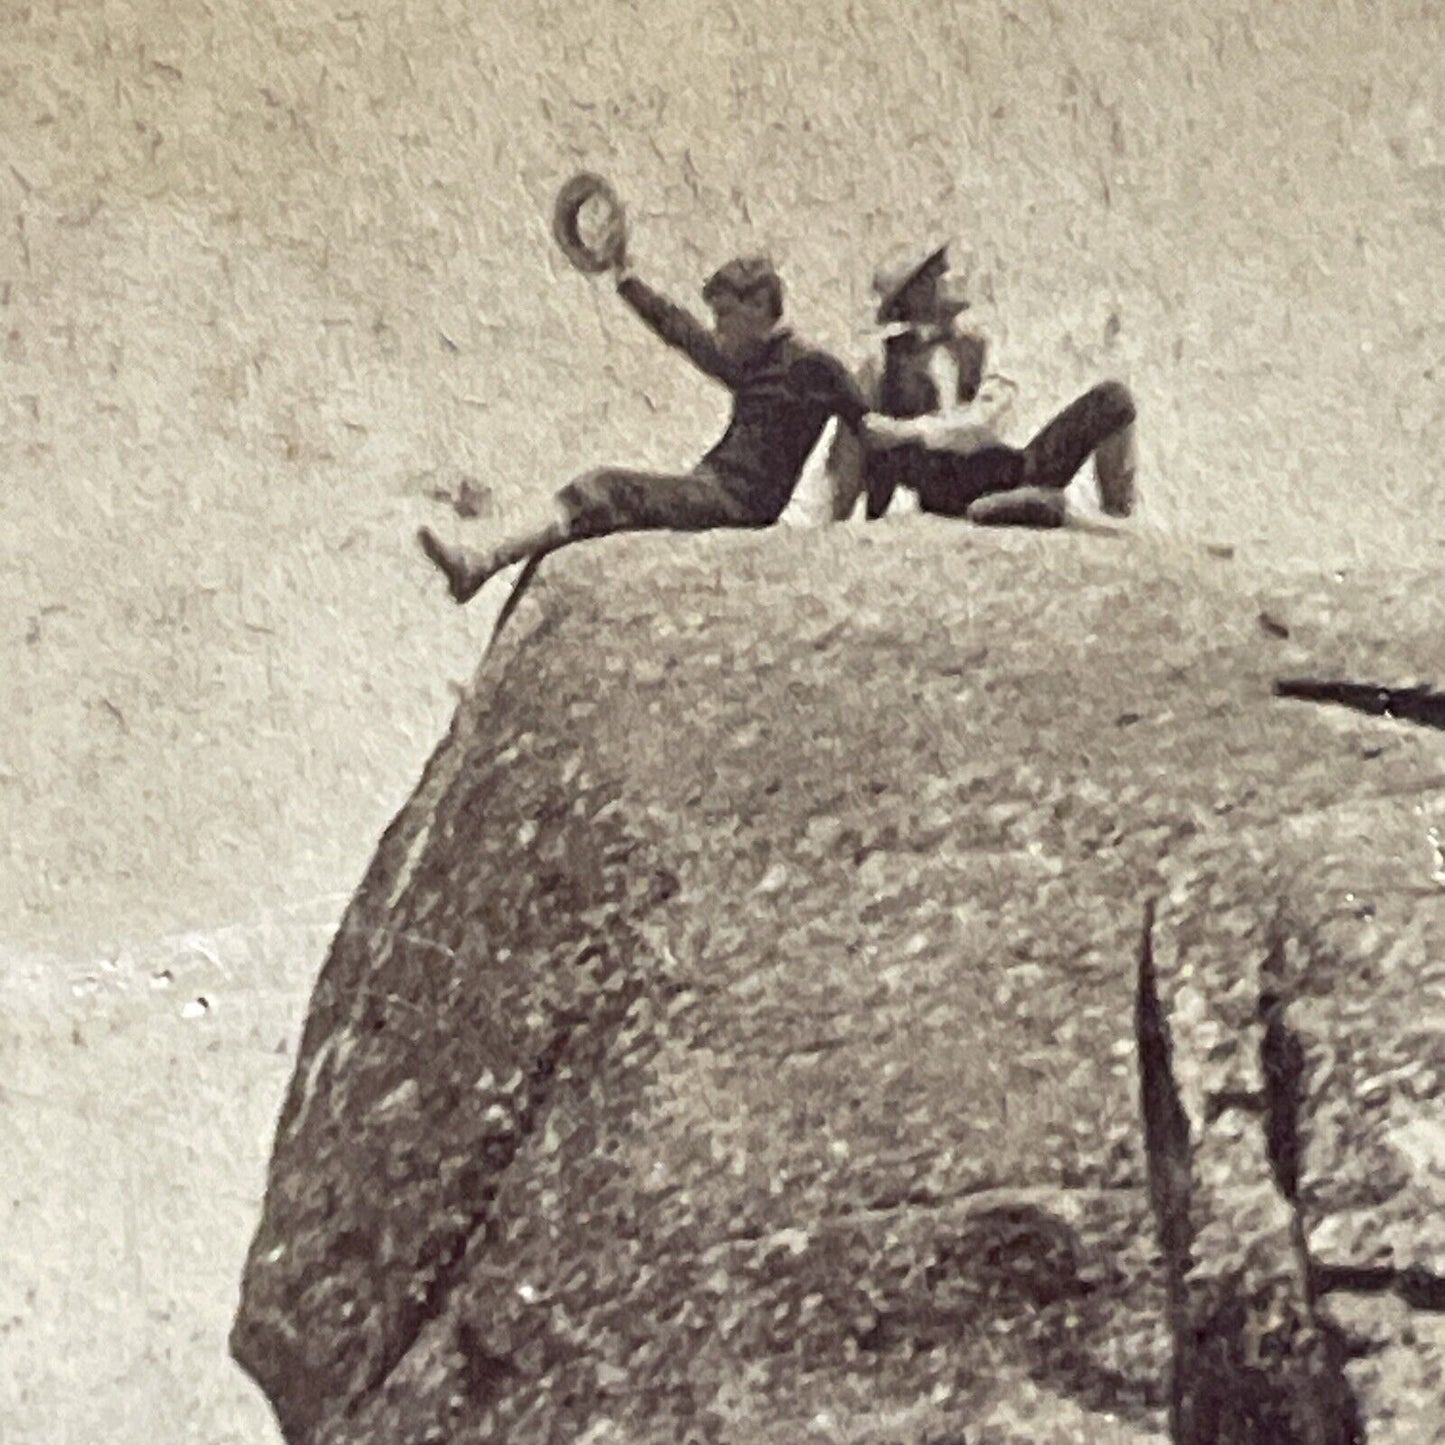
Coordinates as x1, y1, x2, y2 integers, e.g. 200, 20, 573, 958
552, 172, 628, 274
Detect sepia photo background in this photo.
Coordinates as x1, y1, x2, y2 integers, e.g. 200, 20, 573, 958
2, 0, 1442, 1440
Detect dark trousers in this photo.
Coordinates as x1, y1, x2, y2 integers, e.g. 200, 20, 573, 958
556, 464, 776, 539
870, 381, 1136, 519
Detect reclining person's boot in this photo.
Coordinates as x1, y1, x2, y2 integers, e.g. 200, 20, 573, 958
966, 485, 1068, 529
1094, 421, 1137, 518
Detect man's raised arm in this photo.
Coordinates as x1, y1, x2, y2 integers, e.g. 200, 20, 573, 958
613, 267, 738, 385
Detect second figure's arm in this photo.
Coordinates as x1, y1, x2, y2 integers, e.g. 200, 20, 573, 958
795, 352, 908, 520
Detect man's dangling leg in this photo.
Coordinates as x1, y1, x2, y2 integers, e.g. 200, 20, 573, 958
418, 490, 573, 604
417, 465, 764, 606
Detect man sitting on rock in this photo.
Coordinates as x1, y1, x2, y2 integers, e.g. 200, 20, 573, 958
822, 243, 1139, 529
418, 245, 939, 604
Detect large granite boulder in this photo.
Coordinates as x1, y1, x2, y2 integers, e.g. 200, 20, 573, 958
232, 523, 1445, 1444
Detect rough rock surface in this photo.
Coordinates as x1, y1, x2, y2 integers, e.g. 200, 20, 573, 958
232, 523, 1445, 1443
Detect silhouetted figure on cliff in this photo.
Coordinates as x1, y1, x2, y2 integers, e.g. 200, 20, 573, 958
417, 240, 950, 604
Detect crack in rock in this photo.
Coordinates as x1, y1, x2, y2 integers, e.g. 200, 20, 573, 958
1135, 903, 1367, 1444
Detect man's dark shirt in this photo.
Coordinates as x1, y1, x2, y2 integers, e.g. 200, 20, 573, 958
617, 274, 870, 519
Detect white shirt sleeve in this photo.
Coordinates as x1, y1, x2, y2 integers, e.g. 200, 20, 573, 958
925, 343, 961, 411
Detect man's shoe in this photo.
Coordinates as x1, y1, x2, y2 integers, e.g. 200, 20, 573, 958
1094, 423, 1137, 518
417, 527, 490, 603
966, 486, 1068, 529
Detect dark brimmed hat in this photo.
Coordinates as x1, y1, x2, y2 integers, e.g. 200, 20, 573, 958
552, 172, 627, 274
872, 242, 968, 324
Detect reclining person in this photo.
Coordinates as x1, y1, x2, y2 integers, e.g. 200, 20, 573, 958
419, 247, 927, 603
823, 243, 1138, 529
